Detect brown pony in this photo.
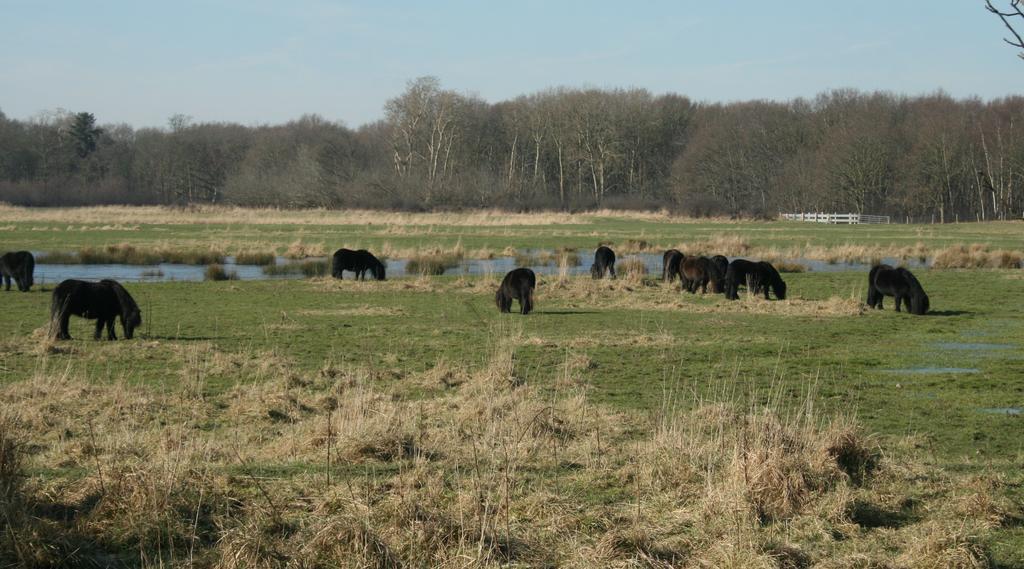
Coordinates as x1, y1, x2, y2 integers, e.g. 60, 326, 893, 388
678, 256, 725, 294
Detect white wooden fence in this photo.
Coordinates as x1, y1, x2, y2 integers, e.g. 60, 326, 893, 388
780, 212, 891, 225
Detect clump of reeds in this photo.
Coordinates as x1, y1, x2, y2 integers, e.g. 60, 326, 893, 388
536, 247, 580, 267
300, 260, 328, 277
204, 264, 239, 281
932, 244, 1024, 269
618, 257, 648, 280
262, 260, 327, 277
234, 250, 277, 266
514, 252, 540, 266
406, 252, 461, 276
39, 243, 226, 265
768, 259, 807, 273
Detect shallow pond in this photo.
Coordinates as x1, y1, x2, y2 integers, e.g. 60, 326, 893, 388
30, 251, 929, 284
977, 407, 1022, 416
882, 367, 981, 375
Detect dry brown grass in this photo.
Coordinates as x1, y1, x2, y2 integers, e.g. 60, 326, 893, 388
0, 326, 1010, 567
283, 239, 328, 259
618, 257, 648, 281
0, 205, 597, 227
538, 277, 866, 318
932, 244, 1024, 269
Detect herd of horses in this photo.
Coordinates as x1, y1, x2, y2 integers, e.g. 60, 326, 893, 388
0, 243, 932, 339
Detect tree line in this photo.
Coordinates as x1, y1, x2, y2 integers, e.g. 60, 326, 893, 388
1, 77, 1022, 220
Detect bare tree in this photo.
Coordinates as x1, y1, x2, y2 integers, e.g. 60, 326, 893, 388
986, 0, 1024, 58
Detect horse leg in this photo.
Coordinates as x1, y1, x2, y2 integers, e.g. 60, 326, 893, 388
609, 266, 616, 280
895, 295, 903, 312
94, 319, 104, 340
2, 275, 9, 291
107, 319, 117, 340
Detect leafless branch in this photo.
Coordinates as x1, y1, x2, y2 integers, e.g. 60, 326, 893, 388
986, 0, 1024, 59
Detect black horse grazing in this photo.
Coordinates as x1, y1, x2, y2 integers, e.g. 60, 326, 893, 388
662, 249, 684, 282
711, 255, 729, 278
678, 256, 725, 294
591, 246, 616, 279
51, 279, 142, 340
867, 264, 930, 315
1, 251, 35, 292
724, 259, 788, 300
495, 268, 536, 315
331, 248, 386, 280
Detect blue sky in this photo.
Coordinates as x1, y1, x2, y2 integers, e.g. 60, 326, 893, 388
1, 0, 1020, 128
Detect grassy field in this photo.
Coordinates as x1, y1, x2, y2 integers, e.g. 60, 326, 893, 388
1, 207, 1023, 567
2, 205, 1023, 264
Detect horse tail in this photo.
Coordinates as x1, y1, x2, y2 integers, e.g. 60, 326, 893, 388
866, 265, 882, 306
49, 284, 64, 321
23, 252, 34, 289
49, 281, 71, 338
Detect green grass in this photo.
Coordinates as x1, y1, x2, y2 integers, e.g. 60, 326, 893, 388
3, 209, 1022, 259
3, 271, 1021, 467
2, 209, 1023, 564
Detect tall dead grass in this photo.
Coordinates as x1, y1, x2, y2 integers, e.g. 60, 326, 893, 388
932, 244, 1024, 269
0, 332, 1009, 567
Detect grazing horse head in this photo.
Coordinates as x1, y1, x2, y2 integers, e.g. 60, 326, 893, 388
758, 262, 787, 300
371, 259, 386, 281
897, 268, 929, 315
771, 278, 787, 300
102, 279, 142, 339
